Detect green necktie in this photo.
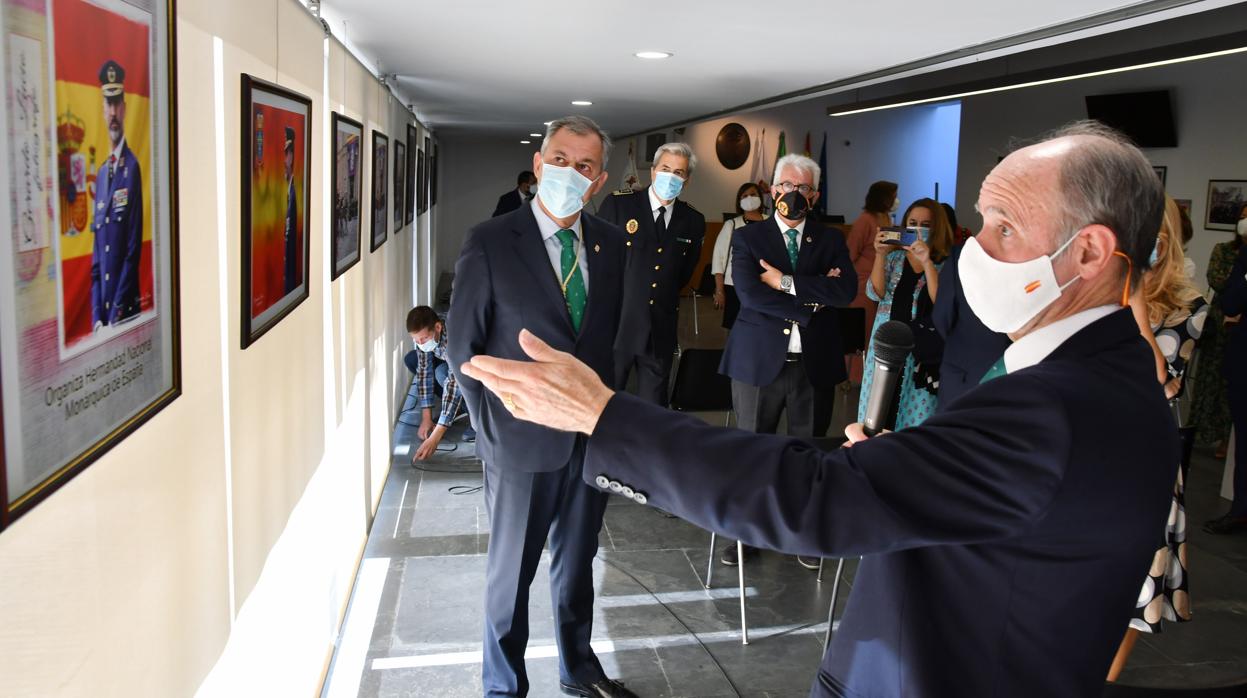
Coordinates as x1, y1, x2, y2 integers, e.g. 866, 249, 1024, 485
555, 228, 587, 333
979, 356, 1007, 384
784, 229, 799, 270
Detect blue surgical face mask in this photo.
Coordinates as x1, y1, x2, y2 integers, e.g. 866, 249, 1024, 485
537, 163, 595, 218
916, 226, 931, 243
1148, 237, 1160, 267
652, 171, 684, 201
417, 337, 438, 353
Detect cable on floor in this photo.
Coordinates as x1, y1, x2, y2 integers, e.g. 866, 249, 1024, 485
599, 557, 745, 698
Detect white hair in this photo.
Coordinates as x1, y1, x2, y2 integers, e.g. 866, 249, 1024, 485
653, 142, 697, 174
772, 153, 820, 188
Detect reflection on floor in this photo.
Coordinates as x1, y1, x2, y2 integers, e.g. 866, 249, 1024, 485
323, 297, 1247, 697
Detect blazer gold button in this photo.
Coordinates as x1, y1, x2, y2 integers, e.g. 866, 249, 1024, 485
654, 265, 660, 270
651, 282, 657, 288
649, 300, 654, 305
783, 328, 791, 335
626, 241, 632, 247
657, 248, 663, 253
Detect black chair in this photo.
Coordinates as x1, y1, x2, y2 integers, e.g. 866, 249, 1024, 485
668, 347, 732, 419
1102, 682, 1247, 697
688, 265, 719, 336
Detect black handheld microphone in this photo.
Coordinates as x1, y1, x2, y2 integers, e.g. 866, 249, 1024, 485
861, 321, 915, 437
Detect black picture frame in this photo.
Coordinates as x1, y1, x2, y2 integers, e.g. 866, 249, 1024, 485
393, 139, 406, 230
1, 0, 182, 529
370, 130, 388, 252
431, 143, 438, 207
416, 148, 427, 215
405, 124, 417, 224
241, 75, 312, 349
1205, 179, 1246, 232
1152, 165, 1167, 187
330, 112, 364, 279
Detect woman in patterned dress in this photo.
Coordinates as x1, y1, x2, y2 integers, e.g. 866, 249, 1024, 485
856, 198, 952, 430
1190, 204, 1246, 453
1108, 196, 1207, 681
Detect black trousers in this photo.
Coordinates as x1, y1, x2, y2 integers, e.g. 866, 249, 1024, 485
1229, 376, 1247, 517
615, 348, 675, 407
481, 440, 609, 696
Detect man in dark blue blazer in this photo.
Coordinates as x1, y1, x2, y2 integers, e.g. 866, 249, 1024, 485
460, 123, 1179, 697
1205, 240, 1247, 534
597, 142, 705, 405
492, 170, 537, 217
448, 117, 635, 698
932, 241, 1011, 409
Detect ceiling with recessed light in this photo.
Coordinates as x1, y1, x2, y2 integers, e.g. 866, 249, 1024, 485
320, 0, 1230, 137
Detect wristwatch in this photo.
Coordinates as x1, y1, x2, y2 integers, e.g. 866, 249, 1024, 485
779, 274, 793, 292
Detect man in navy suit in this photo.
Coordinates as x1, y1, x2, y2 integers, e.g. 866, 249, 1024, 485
91, 59, 144, 330
932, 241, 1011, 408
1205, 239, 1247, 534
718, 153, 857, 565
448, 116, 635, 698
460, 122, 1179, 697
492, 170, 537, 217
597, 142, 705, 405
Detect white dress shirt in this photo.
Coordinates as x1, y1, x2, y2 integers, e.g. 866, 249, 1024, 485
648, 186, 674, 227
531, 198, 590, 294
711, 216, 748, 286
1003, 304, 1118, 373
777, 215, 807, 353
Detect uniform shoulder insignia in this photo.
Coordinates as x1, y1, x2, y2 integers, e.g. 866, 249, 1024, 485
612, 188, 634, 196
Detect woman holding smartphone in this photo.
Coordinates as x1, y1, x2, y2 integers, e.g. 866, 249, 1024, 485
858, 197, 952, 430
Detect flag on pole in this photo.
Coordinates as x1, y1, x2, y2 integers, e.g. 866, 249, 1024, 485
803, 132, 811, 157
816, 132, 828, 216
621, 138, 641, 191
750, 127, 767, 185
776, 131, 787, 164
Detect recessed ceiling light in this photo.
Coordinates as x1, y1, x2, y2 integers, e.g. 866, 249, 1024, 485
571, 100, 593, 106
529, 133, 542, 137
520, 140, 531, 144
634, 51, 673, 60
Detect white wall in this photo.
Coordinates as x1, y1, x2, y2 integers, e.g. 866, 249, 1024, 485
955, 50, 1247, 289
0, 0, 428, 695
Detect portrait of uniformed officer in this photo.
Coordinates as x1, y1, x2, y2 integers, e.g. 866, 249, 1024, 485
283, 126, 299, 294
91, 59, 144, 331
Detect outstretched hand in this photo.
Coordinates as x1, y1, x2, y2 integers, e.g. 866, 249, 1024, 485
459, 329, 615, 435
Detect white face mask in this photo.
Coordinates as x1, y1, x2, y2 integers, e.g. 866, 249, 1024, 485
890, 197, 900, 213
740, 195, 762, 212
1238, 217, 1247, 238
958, 234, 1081, 334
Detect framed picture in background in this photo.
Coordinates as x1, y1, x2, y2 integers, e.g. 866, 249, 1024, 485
417, 148, 426, 214
330, 113, 363, 279
431, 143, 438, 207
241, 75, 311, 348
1205, 180, 1247, 232
370, 130, 388, 252
405, 124, 417, 224
1152, 165, 1167, 187
393, 139, 406, 230
0, 0, 182, 529
422, 136, 432, 212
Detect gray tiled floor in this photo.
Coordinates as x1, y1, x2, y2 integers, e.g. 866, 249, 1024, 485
324, 297, 1247, 697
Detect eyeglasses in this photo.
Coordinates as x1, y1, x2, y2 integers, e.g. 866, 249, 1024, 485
776, 181, 813, 195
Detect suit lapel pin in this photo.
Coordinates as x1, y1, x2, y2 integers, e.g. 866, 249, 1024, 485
594, 244, 600, 253
806, 236, 812, 243
625, 219, 638, 234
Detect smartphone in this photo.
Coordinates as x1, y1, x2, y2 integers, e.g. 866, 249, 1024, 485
880, 227, 917, 246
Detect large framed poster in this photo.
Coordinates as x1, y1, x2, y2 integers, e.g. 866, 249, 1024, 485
416, 148, 426, 215
330, 112, 362, 280
405, 123, 416, 225
430, 143, 438, 207
392, 138, 405, 231
0, 0, 181, 528
240, 74, 310, 349
370, 130, 387, 252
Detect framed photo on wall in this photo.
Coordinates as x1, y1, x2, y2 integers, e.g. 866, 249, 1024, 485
405, 124, 417, 224
422, 136, 432, 213
240, 75, 311, 349
431, 143, 438, 207
417, 148, 427, 214
393, 139, 406, 231
0, 0, 182, 529
1152, 165, 1167, 187
330, 112, 363, 279
370, 130, 388, 252
1206, 180, 1247, 232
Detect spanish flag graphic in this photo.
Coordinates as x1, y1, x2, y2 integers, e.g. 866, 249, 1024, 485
54, 0, 154, 348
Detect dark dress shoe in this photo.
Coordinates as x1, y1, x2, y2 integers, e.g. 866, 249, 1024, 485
1203, 513, 1247, 535
720, 543, 758, 566
559, 677, 639, 698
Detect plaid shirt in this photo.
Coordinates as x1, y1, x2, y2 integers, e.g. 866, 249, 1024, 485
414, 327, 464, 429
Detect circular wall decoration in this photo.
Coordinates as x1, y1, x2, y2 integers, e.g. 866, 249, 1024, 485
715, 122, 750, 170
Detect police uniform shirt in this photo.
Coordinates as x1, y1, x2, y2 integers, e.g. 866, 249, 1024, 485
647, 186, 674, 228
777, 214, 806, 354
531, 197, 590, 294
